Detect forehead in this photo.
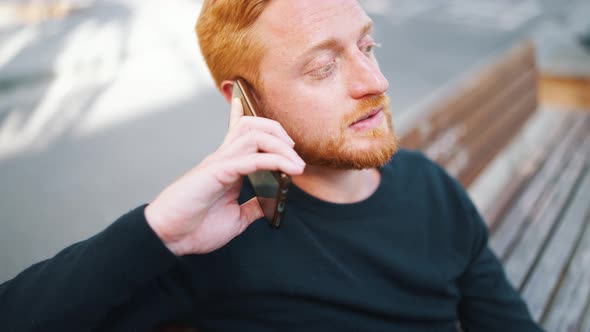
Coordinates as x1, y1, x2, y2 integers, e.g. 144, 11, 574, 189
256, 0, 370, 53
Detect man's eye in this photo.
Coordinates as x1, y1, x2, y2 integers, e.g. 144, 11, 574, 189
362, 42, 381, 55
308, 60, 338, 80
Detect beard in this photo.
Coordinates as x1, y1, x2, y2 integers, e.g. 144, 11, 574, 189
261, 94, 398, 170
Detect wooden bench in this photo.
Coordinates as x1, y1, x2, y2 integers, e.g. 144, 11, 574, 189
487, 109, 590, 330
399, 41, 538, 189
399, 39, 590, 330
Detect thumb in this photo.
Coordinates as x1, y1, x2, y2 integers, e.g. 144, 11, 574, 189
239, 197, 264, 227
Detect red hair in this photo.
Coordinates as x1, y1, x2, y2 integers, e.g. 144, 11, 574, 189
196, 0, 270, 91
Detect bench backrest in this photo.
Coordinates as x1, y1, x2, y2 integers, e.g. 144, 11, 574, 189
399, 42, 538, 187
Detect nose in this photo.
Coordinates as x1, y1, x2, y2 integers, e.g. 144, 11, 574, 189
347, 50, 389, 99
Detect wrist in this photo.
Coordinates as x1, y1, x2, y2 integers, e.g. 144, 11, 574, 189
144, 204, 184, 256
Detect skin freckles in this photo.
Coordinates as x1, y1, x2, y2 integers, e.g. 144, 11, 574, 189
252, 0, 397, 170
199, 0, 399, 203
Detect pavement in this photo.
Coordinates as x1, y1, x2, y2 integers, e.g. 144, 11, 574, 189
1, 0, 589, 282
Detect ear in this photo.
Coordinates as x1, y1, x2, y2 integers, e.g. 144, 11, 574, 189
220, 80, 235, 104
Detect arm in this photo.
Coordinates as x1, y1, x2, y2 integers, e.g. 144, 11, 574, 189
0, 205, 182, 331
1, 96, 304, 331
456, 198, 544, 332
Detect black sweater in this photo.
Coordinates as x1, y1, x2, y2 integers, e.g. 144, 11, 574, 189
0, 149, 543, 331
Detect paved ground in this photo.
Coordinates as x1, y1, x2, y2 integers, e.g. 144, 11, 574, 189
1, 0, 589, 282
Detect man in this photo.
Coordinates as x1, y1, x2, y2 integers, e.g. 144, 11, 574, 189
0, 1, 543, 331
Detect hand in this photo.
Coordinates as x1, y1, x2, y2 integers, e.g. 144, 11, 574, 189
144, 98, 305, 256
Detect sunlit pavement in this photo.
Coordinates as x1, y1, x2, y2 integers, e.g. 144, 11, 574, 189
1, 0, 589, 282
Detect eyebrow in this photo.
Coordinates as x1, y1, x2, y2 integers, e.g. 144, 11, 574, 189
298, 21, 374, 61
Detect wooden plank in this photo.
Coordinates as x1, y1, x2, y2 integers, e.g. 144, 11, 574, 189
447, 88, 537, 186
502, 129, 590, 289
430, 69, 537, 165
437, 69, 536, 164
426, 42, 535, 136
459, 103, 536, 188
541, 213, 590, 332
489, 117, 590, 259
400, 42, 535, 149
520, 166, 590, 321
539, 75, 590, 109
483, 111, 577, 231
467, 109, 576, 219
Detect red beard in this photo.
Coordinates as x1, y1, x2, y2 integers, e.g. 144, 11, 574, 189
286, 94, 398, 170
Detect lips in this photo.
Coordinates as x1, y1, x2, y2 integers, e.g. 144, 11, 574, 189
351, 106, 383, 126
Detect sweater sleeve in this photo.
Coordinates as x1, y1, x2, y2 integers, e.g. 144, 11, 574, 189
456, 196, 544, 332
0, 205, 186, 331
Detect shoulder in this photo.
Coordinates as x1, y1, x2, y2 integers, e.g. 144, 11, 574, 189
383, 148, 458, 195
384, 148, 482, 228
386, 149, 487, 260
385, 148, 446, 175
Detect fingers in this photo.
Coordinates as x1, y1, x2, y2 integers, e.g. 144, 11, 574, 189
220, 130, 304, 166
213, 98, 304, 187
228, 98, 244, 129
239, 197, 264, 227
215, 153, 305, 186
223, 111, 295, 148
235, 153, 305, 175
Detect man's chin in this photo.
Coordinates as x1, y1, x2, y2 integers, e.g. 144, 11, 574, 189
297, 134, 399, 170
293, 99, 398, 170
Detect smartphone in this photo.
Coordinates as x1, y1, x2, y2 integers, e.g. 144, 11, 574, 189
232, 78, 291, 229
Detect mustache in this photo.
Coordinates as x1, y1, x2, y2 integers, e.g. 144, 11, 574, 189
344, 94, 390, 126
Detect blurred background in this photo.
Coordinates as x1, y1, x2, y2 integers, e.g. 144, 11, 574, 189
0, 0, 589, 287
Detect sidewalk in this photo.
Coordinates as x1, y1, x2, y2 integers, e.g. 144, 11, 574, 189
0, 0, 209, 161
0, 0, 217, 282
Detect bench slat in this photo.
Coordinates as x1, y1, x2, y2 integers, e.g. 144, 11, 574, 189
483, 111, 578, 231
489, 117, 590, 259
541, 213, 590, 332
421, 43, 535, 147
521, 166, 590, 321
426, 68, 536, 165
452, 88, 538, 186
502, 129, 590, 289
400, 43, 535, 150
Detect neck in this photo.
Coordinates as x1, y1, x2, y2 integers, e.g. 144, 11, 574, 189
291, 165, 381, 204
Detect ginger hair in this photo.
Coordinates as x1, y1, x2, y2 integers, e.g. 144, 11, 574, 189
196, 0, 270, 91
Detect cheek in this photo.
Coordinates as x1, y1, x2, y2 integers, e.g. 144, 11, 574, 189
287, 100, 338, 134
262, 81, 345, 137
